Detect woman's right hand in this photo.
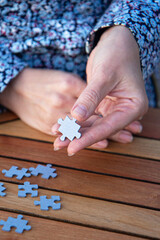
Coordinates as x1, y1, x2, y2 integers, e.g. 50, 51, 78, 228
0, 68, 86, 134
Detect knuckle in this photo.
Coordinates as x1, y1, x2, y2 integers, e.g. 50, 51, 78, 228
53, 93, 65, 107
62, 76, 75, 92
138, 95, 149, 116
133, 94, 149, 118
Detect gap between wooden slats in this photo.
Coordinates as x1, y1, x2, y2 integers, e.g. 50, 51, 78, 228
0, 182, 160, 239
0, 111, 18, 123
0, 136, 160, 184
0, 120, 160, 160
0, 157, 160, 210
0, 210, 142, 240
139, 108, 160, 139
1, 108, 160, 139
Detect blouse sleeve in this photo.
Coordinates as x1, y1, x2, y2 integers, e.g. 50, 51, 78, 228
86, 0, 160, 81
0, 38, 28, 93
0, 37, 28, 112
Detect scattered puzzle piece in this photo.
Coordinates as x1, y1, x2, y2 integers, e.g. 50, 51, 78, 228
0, 215, 31, 233
34, 195, 61, 210
18, 181, 38, 197
2, 166, 31, 180
29, 164, 57, 179
58, 115, 81, 141
0, 182, 6, 197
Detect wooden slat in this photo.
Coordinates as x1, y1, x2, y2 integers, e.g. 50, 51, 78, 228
139, 108, 160, 139
0, 136, 160, 183
0, 120, 160, 160
105, 137, 160, 160
0, 111, 18, 123
0, 120, 53, 141
0, 211, 140, 240
0, 182, 160, 239
0, 157, 160, 209
1, 108, 159, 139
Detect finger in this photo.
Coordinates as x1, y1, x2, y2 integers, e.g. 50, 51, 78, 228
53, 73, 86, 98
124, 121, 143, 134
53, 137, 70, 151
53, 134, 108, 153
71, 69, 116, 122
51, 123, 60, 135
109, 130, 133, 143
51, 114, 100, 135
71, 83, 105, 122
90, 139, 108, 149
67, 106, 140, 155
48, 92, 76, 110
80, 115, 101, 127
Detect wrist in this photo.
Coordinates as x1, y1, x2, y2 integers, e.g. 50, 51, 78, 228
100, 26, 139, 54
0, 67, 30, 112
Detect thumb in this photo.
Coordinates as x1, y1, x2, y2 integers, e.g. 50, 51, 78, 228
71, 79, 109, 122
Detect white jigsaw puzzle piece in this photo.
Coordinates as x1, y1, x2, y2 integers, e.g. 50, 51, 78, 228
58, 116, 81, 141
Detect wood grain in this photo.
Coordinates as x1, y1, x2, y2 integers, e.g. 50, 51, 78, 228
0, 157, 160, 209
1, 211, 141, 240
0, 109, 160, 240
0, 120, 53, 141
105, 137, 160, 160
1, 107, 160, 138
0, 136, 160, 183
0, 120, 160, 160
0, 111, 18, 123
139, 108, 160, 139
0, 182, 160, 239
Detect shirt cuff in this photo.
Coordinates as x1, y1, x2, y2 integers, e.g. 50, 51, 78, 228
86, 0, 160, 81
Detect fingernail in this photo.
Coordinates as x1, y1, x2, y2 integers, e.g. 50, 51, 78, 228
52, 131, 58, 136
94, 142, 107, 148
120, 133, 133, 143
133, 123, 143, 133
54, 147, 60, 151
68, 153, 75, 157
72, 104, 87, 118
138, 125, 143, 133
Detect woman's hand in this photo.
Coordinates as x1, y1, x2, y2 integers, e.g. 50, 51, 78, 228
0, 68, 86, 134
53, 26, 148, 155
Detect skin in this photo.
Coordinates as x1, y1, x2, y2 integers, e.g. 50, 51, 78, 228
0, 68, 86, 134
53, 26, 148, 155
0, 26, 147, 153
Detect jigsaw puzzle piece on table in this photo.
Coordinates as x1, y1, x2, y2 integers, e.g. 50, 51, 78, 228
29, 164, 57, 179
0, 215, 31, 234
2, 166, 31, 180
18, 181, 38, 197
34, 195, 61, 210
0, 182, 6, 197
58, 115, 81, 141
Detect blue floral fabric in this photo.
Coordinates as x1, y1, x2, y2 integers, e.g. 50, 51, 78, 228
0, 0, 159, 112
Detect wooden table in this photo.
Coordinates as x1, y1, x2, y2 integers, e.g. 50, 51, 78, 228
0, 108, 160, 240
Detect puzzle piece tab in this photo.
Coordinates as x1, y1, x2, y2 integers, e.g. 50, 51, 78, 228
58, 115, 81, 141
0, 182, 6, 197
18, 181, 38, 197
0, 215, 31, 233
29, 164, 57, 179
2, 166, 31, 180
34, 195, 61, 210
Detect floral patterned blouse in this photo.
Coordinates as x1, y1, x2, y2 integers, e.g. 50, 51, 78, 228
0, 0, 159, 111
